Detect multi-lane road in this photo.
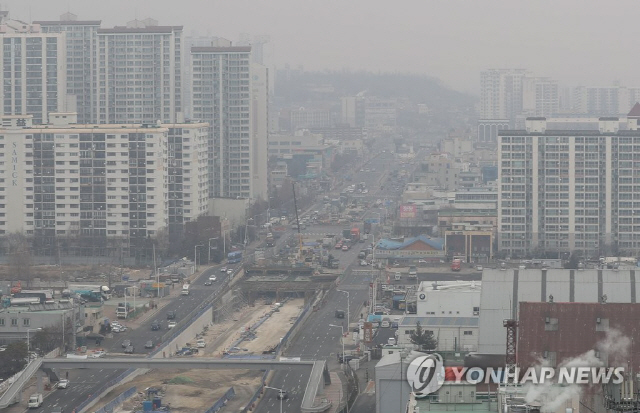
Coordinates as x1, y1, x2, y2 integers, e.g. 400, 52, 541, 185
255, 153, 394, 412
32, 148, 396, 413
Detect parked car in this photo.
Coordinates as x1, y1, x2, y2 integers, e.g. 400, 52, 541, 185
197, 339, 206, 348
91, 351, 106, 358
124, 345, 134, 354
121, 339, 131, 348
145, 340, 154, 349
56, 379, 69, 389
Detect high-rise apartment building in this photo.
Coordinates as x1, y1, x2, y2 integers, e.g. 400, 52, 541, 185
573, 85, 640, 116
95, 19, 183, 124
522, 77, 559, 118
191, 46, 257, 199
0, 112, 207, 256
0, 20, 66, 125
35, 13, 101, 124
480, 69, 528, 121
498, 108, 640, 258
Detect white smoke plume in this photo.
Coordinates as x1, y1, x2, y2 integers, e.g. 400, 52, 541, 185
522, 328, 630, 413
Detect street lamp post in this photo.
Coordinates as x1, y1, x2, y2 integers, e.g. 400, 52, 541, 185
194, 245, 204, 270
329, 324, 346, 371
208, 237, 217, 263
264, 386, 285, 413
26, 327, 42, 355
337, 289, 350, 327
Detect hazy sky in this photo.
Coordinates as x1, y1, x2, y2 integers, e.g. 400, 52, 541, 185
4, 0, 638, 94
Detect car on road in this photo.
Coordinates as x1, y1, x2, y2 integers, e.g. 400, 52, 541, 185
360, 259, 368, 266
227, 269, 233, 275
276, 390, 289, 400
167, 310, 177, 320
209, 275, 217, 282
204, 280, 212, 286
342, 245, 349, 251
111, 325, 121, 333
151, 320, 161, 331
145, 340, 154, 349
476, 265, 483, 271
335, 243, 343, 250
121, 339, 131, 348
220, 266, 228, 273
168, 321, 177, 329
124, 345, 134, 354
50, 408, 63, 413
57, 379, 69, 389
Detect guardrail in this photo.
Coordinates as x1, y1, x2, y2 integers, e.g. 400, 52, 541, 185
205, 387, 235, 413
93, 386, 136, 413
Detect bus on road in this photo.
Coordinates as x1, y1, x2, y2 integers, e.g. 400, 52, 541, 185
227, 251, 243, 264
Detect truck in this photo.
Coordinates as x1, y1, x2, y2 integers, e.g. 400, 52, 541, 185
342, 228, 352, 241
363, 221, 372, 234
265, 233, 275, 247
181, 284, 190, 295
350, 227, 361, 243
69, 284, 112, 301
451, 259, 462, 272
408, 266, 418, 279
116, 302, 133, 319
322, 234, 337, 249
28, 393, 43, 408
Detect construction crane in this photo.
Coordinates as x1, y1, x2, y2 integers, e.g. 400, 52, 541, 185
503, 318, 518, 393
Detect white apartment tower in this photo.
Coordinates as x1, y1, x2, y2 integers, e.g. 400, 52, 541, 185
522, 77, 559, 118
498, 106, 640, 258
480, 69, 527, 121
35, 13, 101, 124
0, 113, 207, 257
191, 46, 262, 200
95, 19, 183, 124
0, 20, 67, 125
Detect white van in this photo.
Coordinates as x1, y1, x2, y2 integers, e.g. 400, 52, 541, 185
181, 284, 190, 295
388, 337, 396, 346
28, 393, 43, 408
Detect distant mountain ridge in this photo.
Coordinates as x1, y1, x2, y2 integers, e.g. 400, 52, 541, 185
275, 69, 476, 107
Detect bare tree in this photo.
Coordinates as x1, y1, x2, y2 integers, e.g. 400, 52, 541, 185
6, 232, 33, 286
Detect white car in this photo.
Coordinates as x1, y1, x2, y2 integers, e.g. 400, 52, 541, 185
168, 321, 176, 329
111, 325, 121, 333
220, 267, 228, 273
197, 340, 206, 348
209, 275, 217, 282
91, 351, 106, 358
57, 379, 69, 389
227, 269, 233, 275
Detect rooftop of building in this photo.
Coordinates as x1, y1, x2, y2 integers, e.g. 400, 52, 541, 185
412, 399, 497, 413
418, 280, 482, 293
399, 316, 479, 328
191, 46, 251, 53
376, 235, 444, 251
98, 26, 182, 34
34, 20, 101, 25
1, 301, 77, 313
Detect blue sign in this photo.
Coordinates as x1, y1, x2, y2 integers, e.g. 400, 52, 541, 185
365, 219, 379, 224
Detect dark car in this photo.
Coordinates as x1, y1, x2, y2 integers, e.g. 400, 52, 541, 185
151, 321, 161, 331
145, 340, 154, 349
124, 345, 134, 354
276, 391, 289, 400
51, 408, 63, 413
167, 311, 176, 320
335, 310, 345, 319
121, 339, 131, 348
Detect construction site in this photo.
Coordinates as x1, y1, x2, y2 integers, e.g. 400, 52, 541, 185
89, 298, 306, 413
